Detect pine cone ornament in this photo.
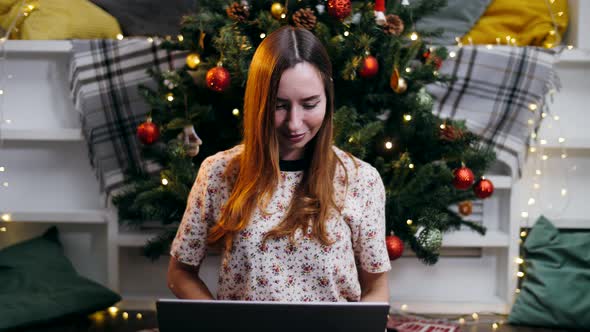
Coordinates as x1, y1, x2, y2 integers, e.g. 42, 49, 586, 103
226, 2, 249, 22
293, 8, 317, 30
382, 14, 404, 36
418, 228, 443, 253
440, 124, 464, 142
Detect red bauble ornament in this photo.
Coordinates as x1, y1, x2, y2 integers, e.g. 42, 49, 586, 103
474, 178, 495, 199
137, 117, 160, 145
206, 65, 231, 92
386, 234, 404, 260
327, 0, 352, 20
453, 166, 475, 190
422, 50, 443, 70
359, 55, 379, 78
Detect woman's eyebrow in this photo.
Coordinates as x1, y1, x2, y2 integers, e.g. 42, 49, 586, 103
277, 95, 321, 102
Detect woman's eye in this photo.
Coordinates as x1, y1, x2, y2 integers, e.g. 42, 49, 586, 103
276, 104, 287, 110
303, 103, 319, 110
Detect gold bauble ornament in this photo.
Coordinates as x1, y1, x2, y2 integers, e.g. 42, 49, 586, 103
271, 2, 286, 19
186, 53, 201, 69
390, 68, 407, 94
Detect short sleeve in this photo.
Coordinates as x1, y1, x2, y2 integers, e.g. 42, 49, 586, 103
351, 166, 392, 274
170, 156, 226, 267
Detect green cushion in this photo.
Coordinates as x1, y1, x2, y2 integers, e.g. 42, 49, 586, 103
415, 0, 492, 45
0, 227, 121, 331
508, 216, 590, 329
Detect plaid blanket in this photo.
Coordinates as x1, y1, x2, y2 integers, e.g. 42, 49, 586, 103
69, 39, 187, 199
69, 42, 558, 200
426, 45, 560, 179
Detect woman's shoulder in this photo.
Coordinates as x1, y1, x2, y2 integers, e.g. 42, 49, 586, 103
332, 146, 379, 179
200, 145, 243, 175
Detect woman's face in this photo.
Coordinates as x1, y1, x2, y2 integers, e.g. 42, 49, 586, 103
274, 62, 327, 161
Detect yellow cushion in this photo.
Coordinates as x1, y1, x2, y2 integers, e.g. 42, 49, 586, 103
0, 0, 121, 40
461, 0, 568, 48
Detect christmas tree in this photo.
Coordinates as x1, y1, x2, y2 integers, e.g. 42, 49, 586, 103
113, 0, 495, 265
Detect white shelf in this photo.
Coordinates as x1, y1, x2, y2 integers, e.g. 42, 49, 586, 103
0, 128, 83, 142
443, 230, 509, 248
4, 40, 72, 54
556, 48, 590, 64
543, 218, 589, 229
543, 138, 590, 150
484, 175, 511, 189
118, 231, 160, 247
391, 296, 508, 314
2, 210, 107, 224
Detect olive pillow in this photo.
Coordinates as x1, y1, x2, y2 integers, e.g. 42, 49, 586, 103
461, 0, 568, 47
0, 227, 121, 331
508, 216, 590, 329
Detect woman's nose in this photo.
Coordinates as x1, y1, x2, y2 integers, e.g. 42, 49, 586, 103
287, 107, 303, 130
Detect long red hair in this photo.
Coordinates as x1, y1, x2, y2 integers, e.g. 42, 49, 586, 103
207, 26, 345, 249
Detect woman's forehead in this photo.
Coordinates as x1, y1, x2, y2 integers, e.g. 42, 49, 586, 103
277, 62, 325, 99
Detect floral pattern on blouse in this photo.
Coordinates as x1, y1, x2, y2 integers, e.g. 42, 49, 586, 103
170, 145, 391, 302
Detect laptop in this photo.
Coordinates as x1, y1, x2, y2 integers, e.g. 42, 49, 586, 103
157, 299, 390, 332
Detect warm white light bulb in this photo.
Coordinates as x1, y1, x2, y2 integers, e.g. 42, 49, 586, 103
232, 108, 240, 116
116, 34, 124, 40
561, 189, 567, 196
385, 141, 393, 150
528, 198, 535, 205
410, 32, 418, 40
406, 219, 413, 225
449, 51, 456, 58
343, 31, 350, 37
515, 257, 524, 264
408, 163, 415, 169
521, 212, 529, 218
260, 33, 266, 39
403, 114, 412, 122
161, 178, 169, 185
517, 271, 525, 277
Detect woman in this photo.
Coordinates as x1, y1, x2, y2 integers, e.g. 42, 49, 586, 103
167, 26, 390, 302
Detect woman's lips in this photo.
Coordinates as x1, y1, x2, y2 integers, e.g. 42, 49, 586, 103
285, 132, 306, 143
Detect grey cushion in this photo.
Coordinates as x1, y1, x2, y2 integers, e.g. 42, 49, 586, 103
90, 0, 198, 36
415, 0, 492, 45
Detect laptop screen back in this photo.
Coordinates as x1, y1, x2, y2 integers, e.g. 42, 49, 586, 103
157, 299, 389, 332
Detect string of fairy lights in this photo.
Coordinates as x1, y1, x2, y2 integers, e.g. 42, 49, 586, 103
0, 1, 31, 229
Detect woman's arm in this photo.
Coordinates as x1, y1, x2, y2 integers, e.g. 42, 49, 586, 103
358, 268, 390, 303
167, 256, 215, 300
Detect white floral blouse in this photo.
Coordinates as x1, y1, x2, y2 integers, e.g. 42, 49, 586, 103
170, 145, 391, 302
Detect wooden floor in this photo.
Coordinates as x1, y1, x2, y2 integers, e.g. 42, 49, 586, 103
16, 311, 574, 332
